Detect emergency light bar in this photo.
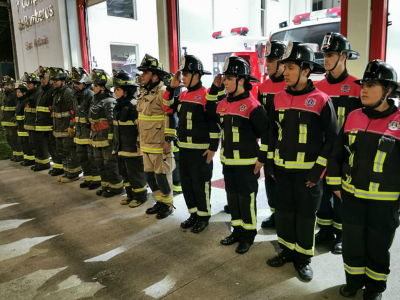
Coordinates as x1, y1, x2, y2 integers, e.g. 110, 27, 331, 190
212, 31, 223, 39
293, 6, 340, 25
212, 27, 250, 39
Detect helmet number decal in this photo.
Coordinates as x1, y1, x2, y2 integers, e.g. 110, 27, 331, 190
180, 55, 186, 70
283, 41, 293, 59
322, 34, 332, 50
223, 57, 230, 72
265, 41, 272, 57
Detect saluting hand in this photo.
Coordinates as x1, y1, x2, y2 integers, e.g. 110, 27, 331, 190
254, 160, 264, 174
213, 74, 222, 88
170, 71, 181, 88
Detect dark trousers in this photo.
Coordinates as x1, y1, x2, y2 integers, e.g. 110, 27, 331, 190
264, 168, 276, 213
180, 149, 213, 218
32, 131, 62, 169
77, 144, 100, 182
342, 190, 399, 293
4, 126, 23, 158
93, 146, 122, 192
317, 180, 342, 232
118, 156, 147, 201
18, 133, 34, 162
275, 171, 322, 264
55, 137, 81, 177
223, 165, 259, 243
172, 150, 182, 193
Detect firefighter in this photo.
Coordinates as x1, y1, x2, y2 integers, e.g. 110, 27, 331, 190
34, 67, 64, 175
14, 82, 35, 166
24, 73, 41, 169
171, 140, 182, 195
50, 67, 81, 182
258, 40, 287, 229
315, 33, 362, 254
137, 54, 176, 219
328, 60, 400, 300
71, 67, 101, 190
111, 70, 147, 207
1, 75, 23, 162
163, 55, 221, 233
211, 56, 268, 253
89, 69, 123, 197
266, 42, 339, 281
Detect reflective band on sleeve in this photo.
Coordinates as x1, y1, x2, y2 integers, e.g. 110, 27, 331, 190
165, 128, 176, 135
299, 124, 307, 144
209, 132, 220, 139
337, 106, 346, 128
205, 93, 218, 101
138, 114, 165, 121
232, 126, 239, 142
267, 152, 274, 159
37, 106, 51, 113
218, 89, 226, 96
373, 149, 386, 173
326, 176, 341, 185
163, 99, 174, 106
344, 264, 366, 275
316, 156, 327, 167
108, 133, 113, 140
317, 218, 333, 226
366, 267, 389, 281
260, 144, 268, 152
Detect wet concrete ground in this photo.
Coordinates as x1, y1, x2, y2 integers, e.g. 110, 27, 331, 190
0, 156, 399, 300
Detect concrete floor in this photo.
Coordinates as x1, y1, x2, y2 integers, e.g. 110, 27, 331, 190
1, 156, 400, 300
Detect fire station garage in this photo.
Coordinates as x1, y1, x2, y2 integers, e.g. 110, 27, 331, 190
0, 0, 399, 299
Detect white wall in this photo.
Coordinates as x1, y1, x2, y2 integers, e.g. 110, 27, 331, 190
87, 0, 160, 74
386, 0, 400, 79
10, 0, 73, 78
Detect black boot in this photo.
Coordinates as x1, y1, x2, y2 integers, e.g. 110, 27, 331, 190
339, 285, 358, 298
88, 182, 101, 190
80, 181, 91, 188
146, 202, 163, 215
224, 205, 230, 214
32, 164, 51, 172
261, 213, 275, 228
267, 253, 293, 267
103, 187, 124, 198
315, 227, 335, 244
128, 193, 148, 208
49, 169, 64, 176
21, 160, 35, 167
191, 218, 209, 233
363, 290, 382, 300
14, 157, 24, 162
294, 264, 313, 282
332, 233, 342, 254
96, 189, 105, 197
180, 214, 197, 229
220, 234, 239, 245
10, 157, 15, 162
156, 203, 173, 219
235, 242, 252, 254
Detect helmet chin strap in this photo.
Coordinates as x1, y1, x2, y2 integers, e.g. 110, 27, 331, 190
326, 51, 343, 72
273, 61, 281, 76
291, 62, 304, 89
232, 77, 239, 95
188, 71, 195, 89
365, 84, 391, 110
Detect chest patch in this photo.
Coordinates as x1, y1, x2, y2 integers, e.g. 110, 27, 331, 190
239, 104, 247, 111
304, 98, 316, 107
341, 84, 351, 93
388, 120, 400, 131
220, 108, 226, 112
194, 95, 202, 102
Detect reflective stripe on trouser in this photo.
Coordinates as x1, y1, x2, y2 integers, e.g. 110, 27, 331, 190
55, 137, 81, 176
19, 135, 35, 161
118, 155, 147, 201
145, 171, 174, 206
179, 149, 213, 217
92, 146, 122, 192
77, 144, 100, 182
275, 171, 322, 264
172, 150, 181, 192
316, 180, 342, 231
4, 126, 23, 157
342, 190, 398, 293
264, 167, 276, 213
223, 164, 259, 243
32, 131, 62, 168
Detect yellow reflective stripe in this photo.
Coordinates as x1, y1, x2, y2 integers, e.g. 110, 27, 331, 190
138, 114, 165, 121
295, 243, 314, 256
118, 151, 140, 157
163, 98, 174, 106
342, 180, 400, 201
89, 117, 108, 123
108, 133, 113, 140
316, 156, 327, 167
16, 115, 25, 120
270, 207, 275, 213
369, 182, 380, 192
54, 111, 71, 118
284, 160, 314, 169
35, 157, 50, 164
90, 140, 110, 147
188, 207, 198, 213
13, 151, 24, 156
66, 166, 82, 173
177, 140, 209, 150
165, 128, 176, 135
218, 89, 226, 96
173, 184, 182, 192
276, 121, 283, 141
2, 106, 16, 111
205, 93, 218, 101
75, 117, 88, 123
326, 176, 341, 185
35, 126, 53, 131
373, 149, 386, 173
92, 176, 101, 181
1, 121, 17, 126
274, 149, 284, 167
344, 264, 366, 275
232, 126, 239, 142
317, 218, 333, 226
348, 131, 357, 146
278, 237, 295, 250
337, 106, 346, 128
74, 138, 91, 144
124, 182, 131, 187
209, 132, 220, 139
25, 108, 37, 113
132, 185, 147, 192
140, 146, 164, 154
220, 154, 257, 165
17, 131, 29, 137
53, 131, 68, 137
260, 144, 268, 152
53, 163, 63, 169
366, 267, 388, 281
24, 155, 35, 160
161, 195, 173, 203
333, 221, 342, 230
118, 120, 135, 126
37, 106, 51, 113
267, 151, 274, 159
231, 219, 242, 226
84, 176, 93, 181
113, 120, 118, 125
109, 181, 123, 189
101, 181, 110, 187
299, 124, 307, 144
24, 125, 35, 130
198, 181, 211, 217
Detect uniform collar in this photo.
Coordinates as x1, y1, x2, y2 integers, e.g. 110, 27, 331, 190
326, 69, 349, 84
227, 91, 250, 102
269, 73, 285, 83
286, 79, 316, 96
362, 99, 398, 119
187, 80, 202, 92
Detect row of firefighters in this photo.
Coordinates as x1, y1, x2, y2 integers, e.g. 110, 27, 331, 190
1, 32, 399, 300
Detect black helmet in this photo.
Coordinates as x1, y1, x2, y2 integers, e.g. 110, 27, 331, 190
322, 32, 359, 60
179, 55, 211, 75
223, 56, 259, 82
137, 54, 169, 78
281, 41, 325, 74
24, 73, 40, 84
91, 69, 112, 90
14, 81, 27, 93
2, 75, 16, 86
112, 70, 138, 88
71, 67, 91, 84
49, 67, 68, 80
38, 67, 51, 79
355, 60, 399, 89
265, 40, 287, 59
